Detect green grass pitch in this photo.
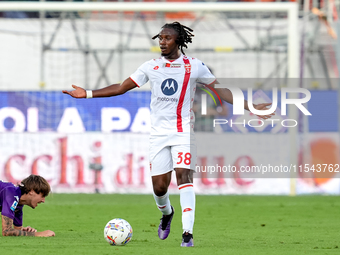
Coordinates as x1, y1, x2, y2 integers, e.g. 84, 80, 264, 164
1, 194, 340, 255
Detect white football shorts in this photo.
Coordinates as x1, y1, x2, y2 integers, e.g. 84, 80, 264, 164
149, 135, 197, 176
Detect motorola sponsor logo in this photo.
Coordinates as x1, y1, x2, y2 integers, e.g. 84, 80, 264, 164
161, 78, 178, 96
157, 97, 178, 102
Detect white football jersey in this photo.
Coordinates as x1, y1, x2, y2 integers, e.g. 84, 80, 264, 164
130, 54, 215, 136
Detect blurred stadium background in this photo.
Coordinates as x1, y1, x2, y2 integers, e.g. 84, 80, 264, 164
0, 0, 339, 196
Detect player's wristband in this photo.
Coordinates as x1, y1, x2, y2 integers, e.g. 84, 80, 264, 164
86, 90, 93, 99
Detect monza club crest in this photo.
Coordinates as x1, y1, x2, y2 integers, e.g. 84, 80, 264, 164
183, 56, 191, 73
185, 63, 191, 73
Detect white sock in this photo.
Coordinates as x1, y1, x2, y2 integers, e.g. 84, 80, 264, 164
153, 192, 172, 215
179, 184, 195, 234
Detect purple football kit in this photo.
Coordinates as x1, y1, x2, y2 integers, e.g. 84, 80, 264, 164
0, 181, 23, 226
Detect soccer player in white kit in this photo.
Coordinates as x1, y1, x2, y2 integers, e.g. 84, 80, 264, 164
63, 22, 273, 247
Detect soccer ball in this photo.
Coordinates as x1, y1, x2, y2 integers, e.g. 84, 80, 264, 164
104, 218, 133, 246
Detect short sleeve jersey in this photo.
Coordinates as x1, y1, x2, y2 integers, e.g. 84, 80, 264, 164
0, 181, 23, 226
130, 54, 216, 135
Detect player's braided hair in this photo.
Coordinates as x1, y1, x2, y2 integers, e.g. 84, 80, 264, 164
152, 22, 194, 55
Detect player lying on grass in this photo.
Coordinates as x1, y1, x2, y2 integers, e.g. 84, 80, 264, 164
1, 175, 55, 237
63, 21, 273, 247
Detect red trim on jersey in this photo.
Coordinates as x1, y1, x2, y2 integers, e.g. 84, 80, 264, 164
179, 184, 193, 190
176, 58, 191, 132
129, 77, 140, 88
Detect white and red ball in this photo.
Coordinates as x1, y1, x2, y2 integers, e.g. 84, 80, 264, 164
104, 218, 133, 246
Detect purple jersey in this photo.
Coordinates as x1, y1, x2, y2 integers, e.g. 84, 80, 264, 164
0, 181, 23, 227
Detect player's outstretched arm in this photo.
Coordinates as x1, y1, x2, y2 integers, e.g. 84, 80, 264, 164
251, 103, 275, 120
213, 84, 274, 119
2, 215, 55, 237
62, 78, 137, 98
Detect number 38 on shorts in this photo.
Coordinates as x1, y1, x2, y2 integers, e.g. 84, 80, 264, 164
149, 143, 197, 176
172, 144, 197, 170
177, 152, 191, 165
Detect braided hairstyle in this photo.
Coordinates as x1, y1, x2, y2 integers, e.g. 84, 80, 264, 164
152, 22, 194, 55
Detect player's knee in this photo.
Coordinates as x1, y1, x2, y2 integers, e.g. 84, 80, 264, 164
153, 184, 168, 196
175, 168, 193, 185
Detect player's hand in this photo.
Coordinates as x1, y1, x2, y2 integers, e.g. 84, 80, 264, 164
22, 226, 37, 232
35, 230, 55, 237
62, 85, 86, 98
253, 103, 275, 119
